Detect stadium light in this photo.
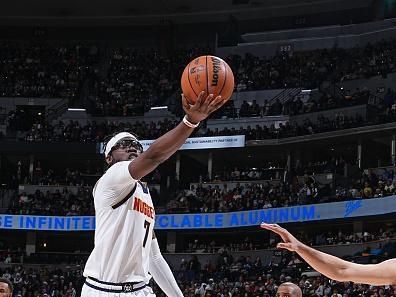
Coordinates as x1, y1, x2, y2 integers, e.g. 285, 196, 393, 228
67, 108, 86, 111
150, 106, 168, 110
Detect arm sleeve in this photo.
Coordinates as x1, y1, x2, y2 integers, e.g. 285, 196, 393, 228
149, 238, 184, 297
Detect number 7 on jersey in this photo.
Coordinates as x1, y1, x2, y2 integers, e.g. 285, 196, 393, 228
143, 220, 150, 247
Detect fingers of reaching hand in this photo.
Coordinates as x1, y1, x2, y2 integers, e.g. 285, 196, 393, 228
260, 222, 268, 229
272, 224, 290, 243
261, 223, 289, 243
208, 96, 224, 112
277, 243, 293, 251
181, 94, 190, 110
195, 91, 205, 106
260, 222, 280, 231
202, 94, 214, 109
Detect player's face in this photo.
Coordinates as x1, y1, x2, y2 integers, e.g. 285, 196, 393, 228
276, 286, 298, 297
109, 138, 143, 163
0, 283, 12, 297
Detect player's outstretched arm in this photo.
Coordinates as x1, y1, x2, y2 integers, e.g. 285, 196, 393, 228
260, 223, 396, 285
149, 237, 184, 297
129, 91, 224, 180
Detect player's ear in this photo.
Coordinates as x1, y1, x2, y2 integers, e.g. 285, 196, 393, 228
105, 154, 113, 165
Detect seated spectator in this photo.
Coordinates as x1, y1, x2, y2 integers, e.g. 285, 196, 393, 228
239, 100, 250, 117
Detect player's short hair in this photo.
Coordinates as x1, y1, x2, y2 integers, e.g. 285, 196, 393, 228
0, 278, 13, 293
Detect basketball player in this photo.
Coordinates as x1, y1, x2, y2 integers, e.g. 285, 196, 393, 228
276, 282, 302, 297
0, 278, 13, 297
81, 92, 226, 297
261, 223, 396, 285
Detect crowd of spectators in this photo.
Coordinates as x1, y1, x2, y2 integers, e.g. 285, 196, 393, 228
155, 238, 396, 296
2, 225, 393, 265
182, 228, 396, 253
16, 103, 395, 143
28, 165, 91, 187
231, 39, 396, 91
3, 33, 396, 297
206, 158, 346, 183
165, 167, 396, 213
0, 265, 83, 297
22, 118, 179, 142
1, 39, 396, 120
86, 47, 211, 116
0, 241, 89, 266
6, 160, 396, 216
13, 88, 395, 143
0, 248, 24, 265
216, 88, 373, 119
84, 36, 396, 117
10, 160, 102, 189
1, 239, 396, 296
7, 165, 160, 215
0, 42, 99, 103
167, 182, 299, 213
171, 276, 396, 297
7, 188, 94, 216
205, 113, 368, 141
173, 237, 396, 297
0, 251, 88, 267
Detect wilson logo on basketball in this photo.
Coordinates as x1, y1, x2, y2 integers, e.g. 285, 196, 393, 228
211, 57, 221, 86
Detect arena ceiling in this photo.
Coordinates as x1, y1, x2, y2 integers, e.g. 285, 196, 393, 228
0, 0, 372, 25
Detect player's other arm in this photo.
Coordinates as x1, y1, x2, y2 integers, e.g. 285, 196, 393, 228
149, 233, 184, 297
261, 223, 396, 285
129, 92, 224, 180
292, 240, 396, 285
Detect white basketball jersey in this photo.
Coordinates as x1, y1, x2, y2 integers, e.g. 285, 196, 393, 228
83, 161, 155, 283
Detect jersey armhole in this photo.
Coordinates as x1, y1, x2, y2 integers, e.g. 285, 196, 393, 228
111, 183, 138, 209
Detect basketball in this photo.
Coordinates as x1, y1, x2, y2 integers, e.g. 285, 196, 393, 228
181, 55, 235, 104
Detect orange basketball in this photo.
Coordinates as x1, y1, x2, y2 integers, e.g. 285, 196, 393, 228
181, 55, 234, 104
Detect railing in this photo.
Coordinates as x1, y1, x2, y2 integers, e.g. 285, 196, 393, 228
46, 99, 69, 122
269, 87, 301, 105
368, 93, 384, 106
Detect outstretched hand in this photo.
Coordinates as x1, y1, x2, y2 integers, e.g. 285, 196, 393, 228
260, 223, 302, 252
182, 91, 226, 124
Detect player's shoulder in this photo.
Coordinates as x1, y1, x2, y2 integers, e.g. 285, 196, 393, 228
106, 161, 131, 173
93, 161, 134, 197
100, 161, 135, 188
100, 161, 128, 178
